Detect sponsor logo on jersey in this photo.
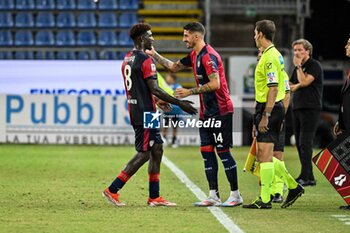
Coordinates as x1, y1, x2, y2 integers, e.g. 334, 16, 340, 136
151, 63, 156, 72
267, 72, 275, 83
266, 62, 272, 69
278, 55, 284, 65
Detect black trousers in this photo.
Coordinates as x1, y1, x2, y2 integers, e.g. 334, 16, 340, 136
293, 109, 320, 180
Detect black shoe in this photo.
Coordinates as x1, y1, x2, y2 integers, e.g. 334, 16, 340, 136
272, 193, 283, 203
242, 197, 272, 209
297, 179, 316, 187
281, 184, 305, 208
339, 206, 350, 210
296, 178, 316, 187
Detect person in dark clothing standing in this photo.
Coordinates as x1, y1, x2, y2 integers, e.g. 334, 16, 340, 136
334, 36, 350, 210
290, 39, 323, 186
334, 36, 350, 137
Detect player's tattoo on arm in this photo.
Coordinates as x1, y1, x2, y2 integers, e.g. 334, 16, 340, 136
153, 52, 186, 72
190, 73, 219, 94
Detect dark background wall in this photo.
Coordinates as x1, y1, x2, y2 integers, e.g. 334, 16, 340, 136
305, 0, 350, 61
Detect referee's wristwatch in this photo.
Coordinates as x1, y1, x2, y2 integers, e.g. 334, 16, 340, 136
262, 111, 271, 117
295, 64, 302, 69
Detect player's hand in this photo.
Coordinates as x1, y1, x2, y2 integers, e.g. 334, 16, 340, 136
145, 46, 156, 57
175, 88, 191, 98
157, 100, 172, 112
333, 121, 343, 136
290, 83, 301, 92
258, 116, 269, 133
252, 124, 257, 138
178, 100, 197, 115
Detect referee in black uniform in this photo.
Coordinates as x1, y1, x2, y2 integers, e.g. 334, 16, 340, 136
290, 39, 323, 186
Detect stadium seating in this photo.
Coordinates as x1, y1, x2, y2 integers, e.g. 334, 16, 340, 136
98, 31, 118, 46
77, 31, 96, 46
77, 12, 97, 28
56, 0, 76, 9
119, 13, 138, 28
98, 12, 118, 27
15, 12, 34, 27
35, 51, 55, 59
119, 0, 138, 10
118, 52, 127, 59
0, 12, 13, 28
35, 31, 55, 46
118, 31, 133, 46
36, 0, 55, 9
56, 51, 76, 59
15, 0, 35, 9
101, 51, 118, 60
56, 30, 75, 46
3, 0, 139, 60
77, 0, 96, 10
0, 30, 13, 46
0, 0, 15, 9
15, 30, 34, 46
36, 12, 55, 27
78, 51, 97, 60
56, 12, 76, 28
98, 0, 118, 10
0, 51, 13, 59
15, 51, 34, 59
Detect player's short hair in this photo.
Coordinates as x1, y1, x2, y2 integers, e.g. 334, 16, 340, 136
292, 39, 313, 56
183, 22, 205, 36
129, 23, 152, 41
255, 20, 276, 42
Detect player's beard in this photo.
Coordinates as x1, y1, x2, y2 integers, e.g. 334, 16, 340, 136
144, 42, 153, 51
185, 41, 194, 49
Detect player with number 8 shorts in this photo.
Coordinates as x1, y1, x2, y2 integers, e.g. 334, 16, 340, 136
102, 23, 196, 207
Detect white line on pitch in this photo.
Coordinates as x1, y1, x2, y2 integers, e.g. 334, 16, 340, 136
331, 215, 350, 226
162, 156, 244, 233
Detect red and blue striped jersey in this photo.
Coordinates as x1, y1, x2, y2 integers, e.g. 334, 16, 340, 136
180, 44, 233, 119
121, 50, 157, 125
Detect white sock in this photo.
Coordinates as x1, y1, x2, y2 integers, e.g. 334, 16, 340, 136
209, 190, 219, 198
230, 190, 240, 198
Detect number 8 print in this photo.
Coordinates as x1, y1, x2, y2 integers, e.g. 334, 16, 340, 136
124, 64, 132, 91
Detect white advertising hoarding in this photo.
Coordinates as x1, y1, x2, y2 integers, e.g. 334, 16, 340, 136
0, 94, 134, 145
0, 61, 125, 95
0, 94, 242, 146
229, 56, 257, 99
0, 61, 242, 146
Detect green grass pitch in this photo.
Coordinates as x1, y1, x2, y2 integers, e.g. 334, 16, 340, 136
0, 145, 349, 233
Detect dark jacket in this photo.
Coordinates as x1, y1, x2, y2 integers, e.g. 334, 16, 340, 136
339, 74, 350, 131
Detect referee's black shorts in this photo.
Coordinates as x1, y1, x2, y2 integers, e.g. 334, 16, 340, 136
274, 120, 286, 152
254, 101, 284, 144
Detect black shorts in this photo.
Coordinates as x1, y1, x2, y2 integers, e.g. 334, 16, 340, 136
274, 120, 285, 152
133, 125, 163, 152
199, 113, 233, 150
254, 102, 284, 144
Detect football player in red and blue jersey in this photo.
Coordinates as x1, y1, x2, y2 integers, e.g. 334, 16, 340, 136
146, 22, 242, 207
103, 23, 197, 207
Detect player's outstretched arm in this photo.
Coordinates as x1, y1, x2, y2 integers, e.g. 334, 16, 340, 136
145, 47, 187, 73
147, 78, 197, 115
175, 72, 220, 98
